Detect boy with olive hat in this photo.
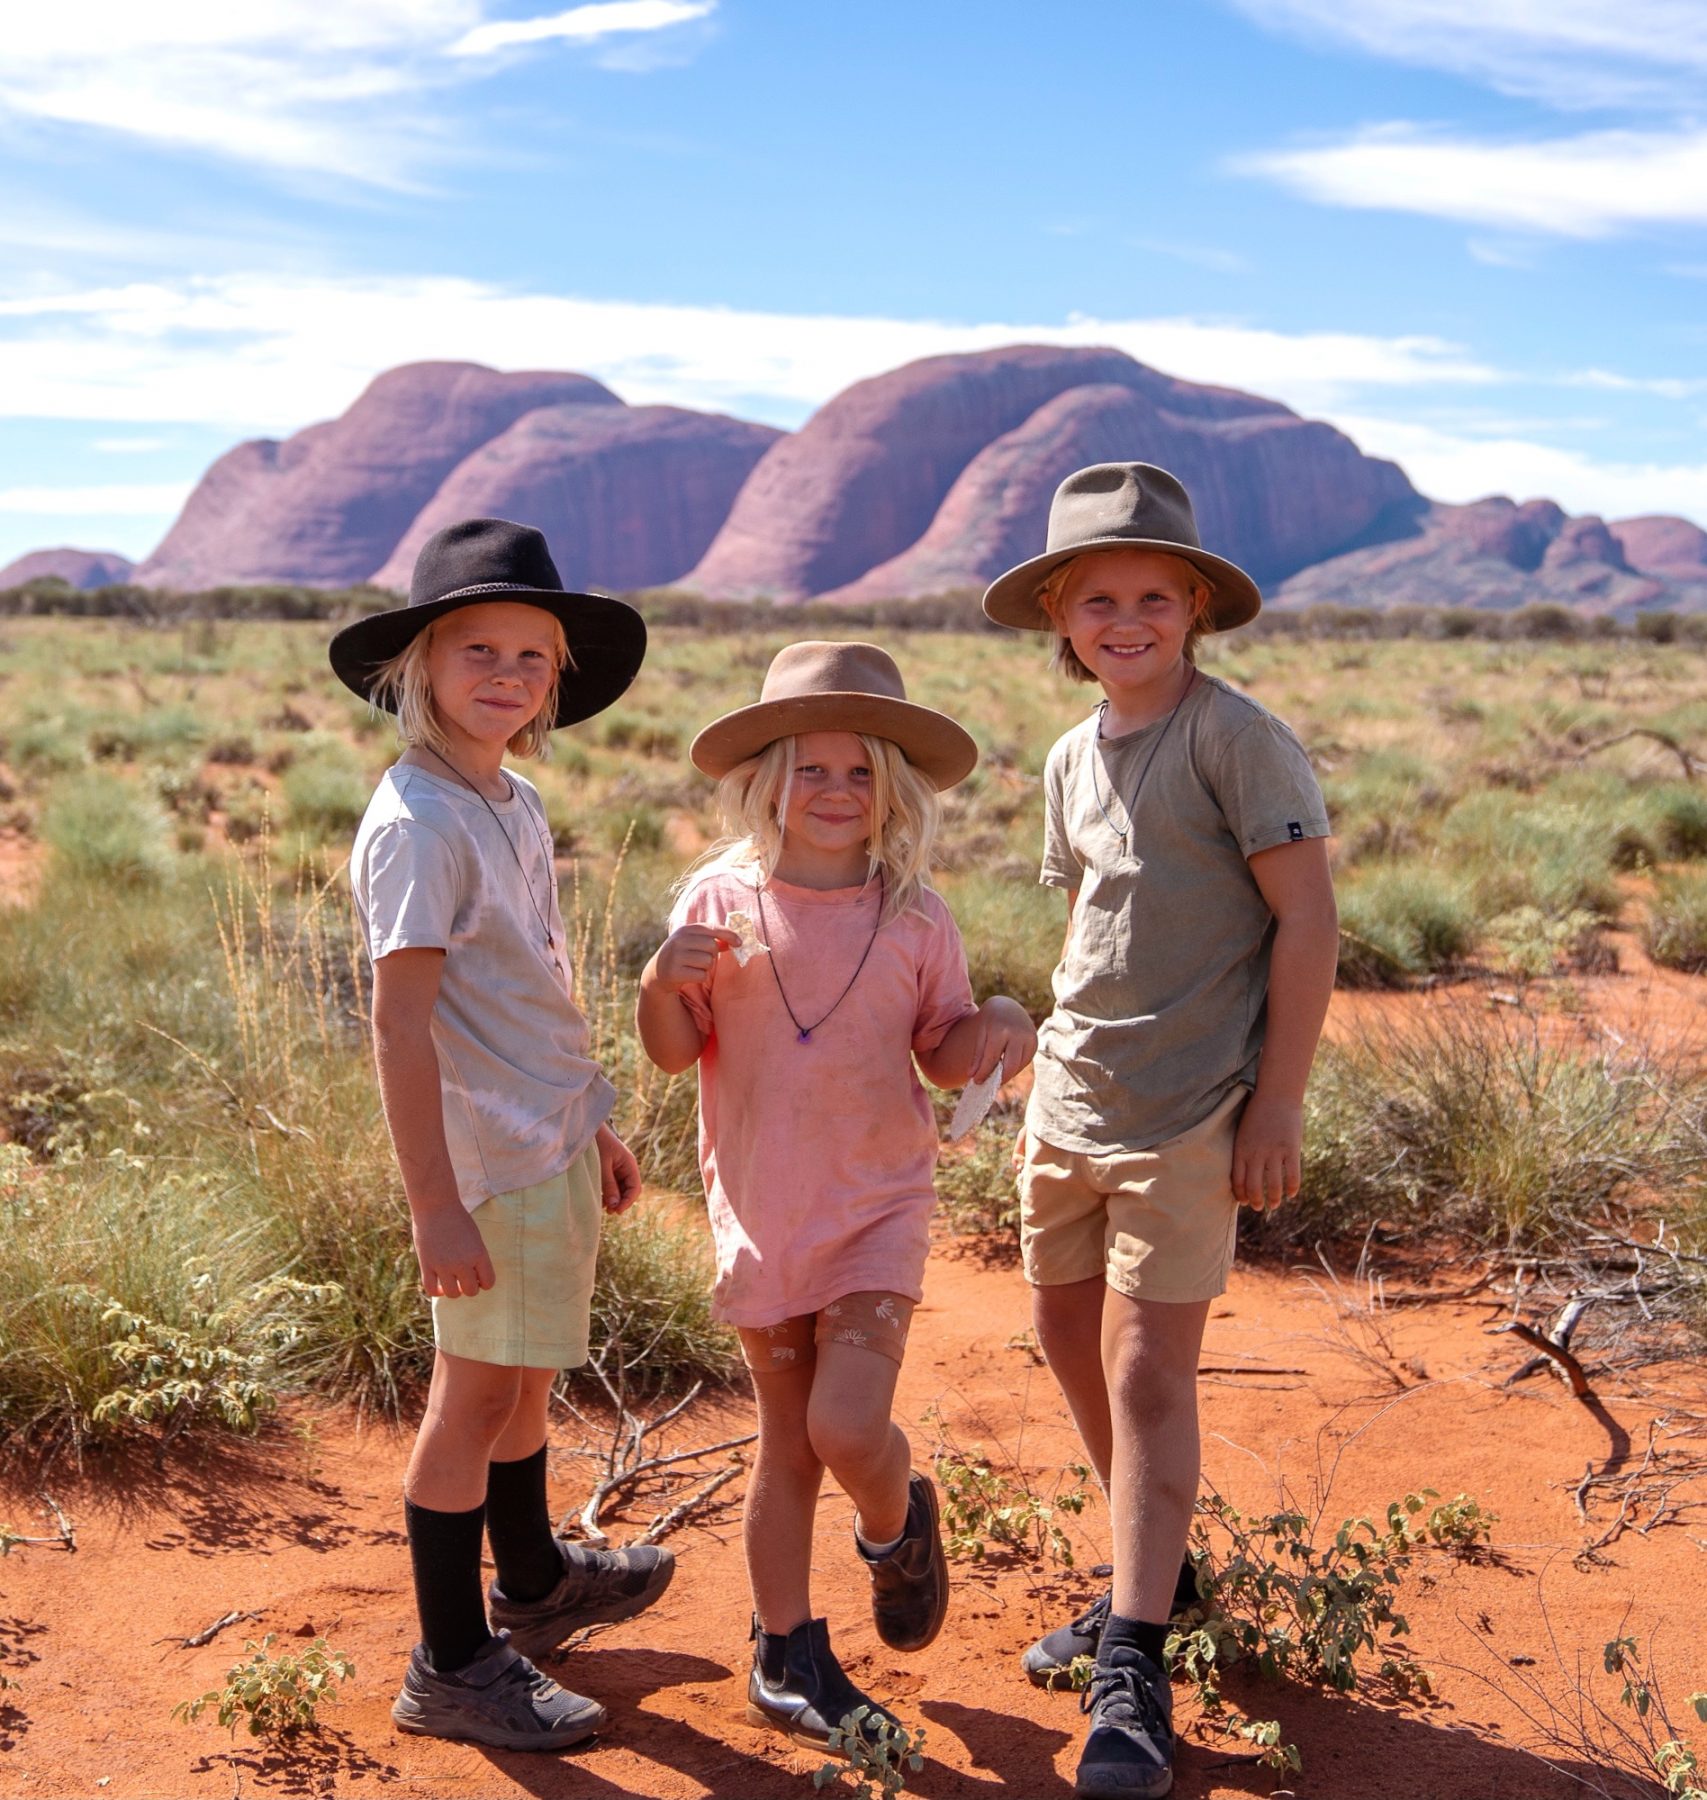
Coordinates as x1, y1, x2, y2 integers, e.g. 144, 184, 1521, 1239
331, 518, 672, 1753
983, 465, 1338, 1797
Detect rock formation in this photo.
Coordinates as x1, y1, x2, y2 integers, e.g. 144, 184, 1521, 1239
137, 363, 620, 589
373, 404, 779, 593
1615, 516, 1707, 580
0, 547, 134, 589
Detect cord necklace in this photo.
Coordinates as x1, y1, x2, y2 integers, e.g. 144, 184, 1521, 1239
423, 747, 560, 951
1091, 664, 1198, 857
755, 871, 885, 1044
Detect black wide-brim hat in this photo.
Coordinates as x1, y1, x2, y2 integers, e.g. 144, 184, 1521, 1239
328, 517, 647, 728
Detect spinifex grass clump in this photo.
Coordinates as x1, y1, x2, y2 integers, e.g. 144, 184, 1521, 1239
1263, 999, 1705, 1253
1335, 861, 1479, 985
1645, 870, 1707, 974
41, 771, 175, 885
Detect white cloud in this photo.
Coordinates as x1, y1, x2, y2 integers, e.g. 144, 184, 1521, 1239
1562, 369, 1707, 401
1229, 0, 1707, 108
1331, 412, 1707, 520
1239, 124, 1707, 237
0, 273, 1501, 443
449, 2, 713, 58
0, 1, 705, 184
91, 437, 174, 454
0, 483, 194, 514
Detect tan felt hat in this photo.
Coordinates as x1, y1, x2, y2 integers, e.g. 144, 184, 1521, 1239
982, 461, 1262, 633
690, 641, 978, 790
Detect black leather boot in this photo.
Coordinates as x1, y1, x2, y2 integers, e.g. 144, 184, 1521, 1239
746, 1615, 896, 1754
859, 1470, 949, 1651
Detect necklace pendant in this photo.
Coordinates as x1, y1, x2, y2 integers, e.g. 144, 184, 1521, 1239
797, 1028, 813, 1044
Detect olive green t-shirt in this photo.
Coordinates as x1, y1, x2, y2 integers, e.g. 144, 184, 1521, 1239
1029, 673, 1330, 1155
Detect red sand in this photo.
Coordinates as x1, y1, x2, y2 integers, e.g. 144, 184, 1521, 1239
2, 1245, 1703, 1800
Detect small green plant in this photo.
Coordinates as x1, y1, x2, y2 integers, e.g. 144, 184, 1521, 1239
1645, 870, 1707, 973
174, 1634, 355, 1738
87, 1273, 341, 1446
1163, 1485, 1469, 1774
1043, 1652, 1096, 1693
933, 1442, 1094, 1567
1604, 1637, 1707, 1800
813, 1710, 926, 1799
935, 1120, 1021, 1236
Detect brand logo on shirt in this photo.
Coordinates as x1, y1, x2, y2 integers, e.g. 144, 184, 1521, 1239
1287, 821, 1304, 841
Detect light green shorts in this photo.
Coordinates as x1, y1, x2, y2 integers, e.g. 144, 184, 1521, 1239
431, 1142, 602, 1370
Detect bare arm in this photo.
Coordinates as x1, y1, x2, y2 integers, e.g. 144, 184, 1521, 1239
917, 995, 1037, 1088
371, 947, 494, 1298
635, 923, 739, 1074
1234, 837, 1339, 1209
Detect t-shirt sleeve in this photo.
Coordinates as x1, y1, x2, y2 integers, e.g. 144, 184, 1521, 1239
1212, 713, 1332, 857
666, 879, 719, 1037
910, 898, 979, 1056
359, 819, 461, 960
1039, 739, 1081, 891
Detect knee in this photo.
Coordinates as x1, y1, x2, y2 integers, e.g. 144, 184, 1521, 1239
806, 1402, 890, 1476
759, 1419, 824, 1480
431, 1368, 525, 1446
1106, 1339, 1197, 1433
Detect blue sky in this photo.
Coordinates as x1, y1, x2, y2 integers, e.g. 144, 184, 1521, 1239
1, 0, 1703, 569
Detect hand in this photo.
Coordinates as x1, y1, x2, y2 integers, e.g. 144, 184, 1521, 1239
966, 995, 1038, 1084
412, 1203, 495, 1299
596, 1124, 642, 1214
647, 923, 740, 994
1231, 1093, 1303, 1211
1011, 1124, 1028, 1175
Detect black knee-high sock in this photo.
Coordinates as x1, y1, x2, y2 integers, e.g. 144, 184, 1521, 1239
405, 1497, 492, 1672
1100, 1611, 1170, 1669
485, 1445, 562, 1604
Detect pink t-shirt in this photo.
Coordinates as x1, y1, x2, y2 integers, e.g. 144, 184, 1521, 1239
670, 864, 978, 1328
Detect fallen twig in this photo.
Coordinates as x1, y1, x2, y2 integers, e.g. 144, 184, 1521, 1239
1492, 1298, 1595, 1398
635, 1462, 742, 1546
158, 1609, 262, 1651
575, 1430, 757, 1542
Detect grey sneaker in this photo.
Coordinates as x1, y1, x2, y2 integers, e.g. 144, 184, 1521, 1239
1023, 1589, 1111, 1686
391, 1632, 605, 1752
1075, 1646, 1175, 1798
489, 1537, 676, 1659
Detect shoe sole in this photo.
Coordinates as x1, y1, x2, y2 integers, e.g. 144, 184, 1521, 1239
745, 1701, 899, 1759
1075, 1761, 1173, 1798
391, 1700, 605, 1753
495, 1557, 678, 1659
872, 1473, 949, 1653
1025, 1655, 1096, 1690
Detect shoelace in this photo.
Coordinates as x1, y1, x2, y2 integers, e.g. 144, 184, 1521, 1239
1081, 1658, 1168, 1735
1071, 1592, 1112, 1636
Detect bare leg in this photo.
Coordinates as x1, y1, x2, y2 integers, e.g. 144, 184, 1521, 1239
1032, 1273, 1114, 1491
806, 1342, 911, 1548
1101, 1290, 1210, 1623
406, 1349, 525, 1511
489, 1366, 556, 1463
745, 1363, 825, 1635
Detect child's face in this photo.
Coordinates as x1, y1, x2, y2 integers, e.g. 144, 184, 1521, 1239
781, 731, 874, 858
422, 602, 559, 754
1056, 548, 1199, 702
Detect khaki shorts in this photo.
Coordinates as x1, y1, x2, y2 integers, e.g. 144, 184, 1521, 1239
737, 1291, 915, 1374
1019, 1086, 1247, 1303
432, 1142, 602, 1369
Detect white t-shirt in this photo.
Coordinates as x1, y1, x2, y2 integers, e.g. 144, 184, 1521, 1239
350, 762, 614, 1210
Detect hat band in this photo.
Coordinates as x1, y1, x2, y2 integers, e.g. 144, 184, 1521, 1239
428, 579, 562, 603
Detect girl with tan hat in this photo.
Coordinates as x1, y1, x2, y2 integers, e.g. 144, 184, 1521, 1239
635, 640, 1037, 1754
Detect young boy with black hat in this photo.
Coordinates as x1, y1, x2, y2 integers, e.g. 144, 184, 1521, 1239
983, 465, 1339, 1798
330, 517, 673, 1752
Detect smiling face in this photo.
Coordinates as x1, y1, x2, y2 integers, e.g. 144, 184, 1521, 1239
1053, 548, 1208, 719
776, 730, 876, 879
420, 601, 563, 763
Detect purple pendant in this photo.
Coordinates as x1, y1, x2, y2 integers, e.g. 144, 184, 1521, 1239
797, 1028, 813, 1043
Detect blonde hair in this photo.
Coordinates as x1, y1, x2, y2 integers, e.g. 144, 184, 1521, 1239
368, 612, 574, 762
1037, 551, 1217, 683
687, 733, 942, 924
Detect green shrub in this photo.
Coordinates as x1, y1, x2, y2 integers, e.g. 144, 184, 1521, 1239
1645, 871, 1707, 973
1263, 1002, 1704, 1251
41, 772, 174, 884
280, 745, 368, 839
1655, 786, 1707, 860
935, 1120, 1021, 1235
941, 871, 1059, 1018
1335, 863, 1478, 984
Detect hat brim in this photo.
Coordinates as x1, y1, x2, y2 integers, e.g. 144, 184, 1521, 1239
690, 692, 978, 790
981, 539, 1262, 634
328, 586, 647, 728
